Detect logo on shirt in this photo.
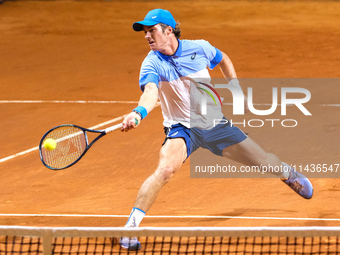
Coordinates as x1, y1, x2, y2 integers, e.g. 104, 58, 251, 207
191, 53, 196, 60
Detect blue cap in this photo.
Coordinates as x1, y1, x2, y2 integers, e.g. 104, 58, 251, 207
133, 9, 176, 32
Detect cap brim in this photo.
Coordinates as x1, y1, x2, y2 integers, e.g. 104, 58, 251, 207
133, 21, 159, 31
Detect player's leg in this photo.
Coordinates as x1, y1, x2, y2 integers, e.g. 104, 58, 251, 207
134, 137, 187, 212
222, 137, 313, 199
222, 136, 282, 173
120, 137, 187, 250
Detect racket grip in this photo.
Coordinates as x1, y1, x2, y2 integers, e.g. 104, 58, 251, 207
105, 123, 123, 133
105, 118, 138, 134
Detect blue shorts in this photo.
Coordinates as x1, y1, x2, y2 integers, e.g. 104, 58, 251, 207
163, 119, 247, 158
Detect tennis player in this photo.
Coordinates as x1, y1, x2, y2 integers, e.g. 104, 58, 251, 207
120, 9, 313, 250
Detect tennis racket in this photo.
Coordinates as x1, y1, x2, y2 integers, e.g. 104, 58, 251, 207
39, 120, 136, 170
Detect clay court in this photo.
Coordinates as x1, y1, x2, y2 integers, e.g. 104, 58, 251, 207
0, 0, 340, 231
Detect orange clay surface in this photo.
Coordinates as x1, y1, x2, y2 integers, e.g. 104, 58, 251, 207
0, 0, 340, 228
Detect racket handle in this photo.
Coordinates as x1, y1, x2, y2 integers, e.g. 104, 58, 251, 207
105, 118, 138, 134
105, 123, 123, 134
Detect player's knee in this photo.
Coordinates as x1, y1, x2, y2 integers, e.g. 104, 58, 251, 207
157, 165, 177, 184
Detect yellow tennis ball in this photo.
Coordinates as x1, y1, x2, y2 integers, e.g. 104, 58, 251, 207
43, 138, 57, 151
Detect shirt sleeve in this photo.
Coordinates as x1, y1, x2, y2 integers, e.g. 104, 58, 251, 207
139, 57, 160, 92
195, 40, 223, 69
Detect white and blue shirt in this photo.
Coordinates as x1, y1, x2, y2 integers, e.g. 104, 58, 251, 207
139, 39, 223, 128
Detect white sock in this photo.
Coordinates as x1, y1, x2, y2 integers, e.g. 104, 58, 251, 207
125, 207, 145, 228
279, 162, 291, 180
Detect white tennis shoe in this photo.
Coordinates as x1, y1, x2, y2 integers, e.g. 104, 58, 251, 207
282, 168, 313, 199
120, 237, 141, 251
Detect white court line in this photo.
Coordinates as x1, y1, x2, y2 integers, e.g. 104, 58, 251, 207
321, 104, 340, 107
0, 100, 339, 107
0, 213, 339, 222
222, 103, 340, 107
0, 115, 127, 164
0, 147, 40, 164
0, 100, 139, 104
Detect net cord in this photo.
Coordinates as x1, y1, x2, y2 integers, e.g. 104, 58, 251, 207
2, 226, 340, 238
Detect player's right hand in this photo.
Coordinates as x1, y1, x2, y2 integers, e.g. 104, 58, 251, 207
121, 112, 141, 132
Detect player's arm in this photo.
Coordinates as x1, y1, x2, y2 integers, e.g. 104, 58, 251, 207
121, 82, 158, 132
218, 51, 237, 82
218, 51, 249, 113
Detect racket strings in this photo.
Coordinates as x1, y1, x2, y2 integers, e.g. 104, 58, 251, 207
41, 126, 87, 169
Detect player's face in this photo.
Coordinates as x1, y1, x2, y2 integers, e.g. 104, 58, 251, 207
143, 24, 169, 52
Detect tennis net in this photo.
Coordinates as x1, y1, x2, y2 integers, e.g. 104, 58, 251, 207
1, 226, 340, 255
